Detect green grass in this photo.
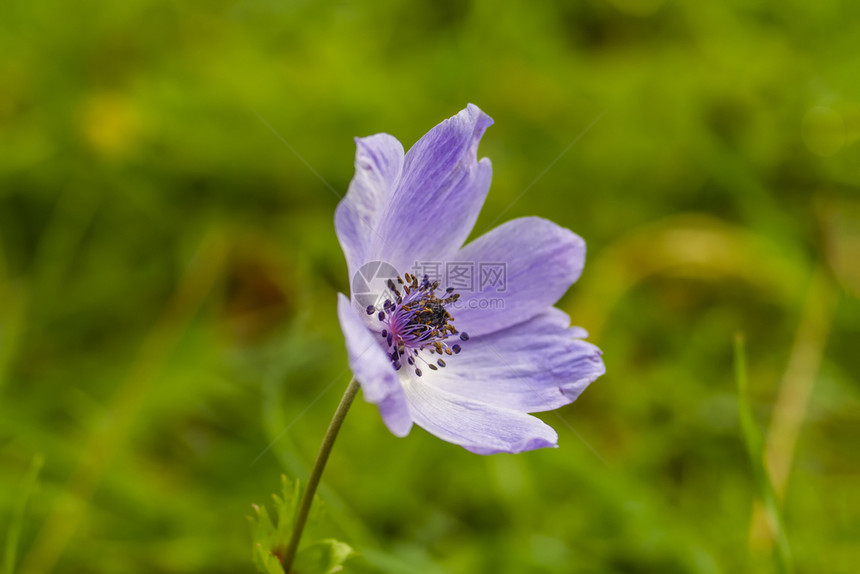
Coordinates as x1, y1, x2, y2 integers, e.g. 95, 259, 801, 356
734, 334, 791, 574
2, 454, 42, 574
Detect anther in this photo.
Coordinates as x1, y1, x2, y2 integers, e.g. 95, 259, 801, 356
373, 270, 467, 372
366, 305, 375, 315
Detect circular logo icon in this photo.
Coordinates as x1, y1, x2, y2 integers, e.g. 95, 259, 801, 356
352, 260, 399, 309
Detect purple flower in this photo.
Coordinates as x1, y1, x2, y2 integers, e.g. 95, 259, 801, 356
335, 104, 604, 454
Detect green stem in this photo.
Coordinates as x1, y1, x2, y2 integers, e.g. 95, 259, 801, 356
281, 377, 360, 573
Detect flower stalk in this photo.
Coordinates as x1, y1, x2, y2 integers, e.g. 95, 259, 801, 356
280, 377, 360, 573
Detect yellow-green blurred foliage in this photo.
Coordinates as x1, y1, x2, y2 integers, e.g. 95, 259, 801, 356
1, 1, 858, 573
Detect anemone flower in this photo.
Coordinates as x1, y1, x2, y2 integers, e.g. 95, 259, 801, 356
279, 106, 606, 572
335, 104, 604, 455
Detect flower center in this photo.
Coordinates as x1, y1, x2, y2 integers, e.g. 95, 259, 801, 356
365, 273, 469, 377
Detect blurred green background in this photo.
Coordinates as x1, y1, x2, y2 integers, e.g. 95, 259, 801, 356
2, 0, 859, 572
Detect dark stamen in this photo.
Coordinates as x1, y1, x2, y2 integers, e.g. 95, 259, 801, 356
374, 278, 466, 372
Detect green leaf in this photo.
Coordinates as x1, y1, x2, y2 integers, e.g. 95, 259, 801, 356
293, 539, 356, 574
253, 542, 286, 574
249, 476, 354, 574
734, 334, 793, 574
3, 453, 44, 574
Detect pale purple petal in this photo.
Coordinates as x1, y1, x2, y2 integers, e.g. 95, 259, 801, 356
335, 134, 405, 280
540, 308, 589, 338
368, 104, 493, 273
449, 217, 585, 337
539, 307, 575, 329
430, 309, 604, 412
336, 293, 412, 436
401, 376, 558, 454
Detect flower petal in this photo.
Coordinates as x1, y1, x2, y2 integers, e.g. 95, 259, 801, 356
336, 293, 412, 436
335, 134, 405, 280
401, 375, 558, 454
368, 104, 493, 273
430, 309, 604, 412
449, 217, 585, 337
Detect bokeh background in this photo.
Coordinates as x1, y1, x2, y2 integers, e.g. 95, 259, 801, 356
1, 0, 859, 572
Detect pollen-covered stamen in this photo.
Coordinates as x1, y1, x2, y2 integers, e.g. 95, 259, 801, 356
371, 272, 466, 371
